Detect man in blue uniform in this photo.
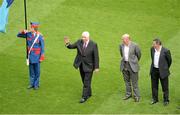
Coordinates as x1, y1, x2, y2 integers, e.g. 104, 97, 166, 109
17, 22, 45, 90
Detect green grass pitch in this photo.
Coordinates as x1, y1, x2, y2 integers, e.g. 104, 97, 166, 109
0, 0, 180, 114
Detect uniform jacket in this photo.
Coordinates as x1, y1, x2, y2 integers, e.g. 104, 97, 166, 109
17, 30, 45, 63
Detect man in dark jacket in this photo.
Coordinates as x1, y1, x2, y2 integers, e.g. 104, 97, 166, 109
150, 38, 172, 106
64, 31, 99, 103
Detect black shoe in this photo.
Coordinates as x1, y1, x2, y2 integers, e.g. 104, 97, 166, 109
151, 100, 158, 105
134, 97, 140, 102
34, 87, 39, 90
123, 96, 132, 100
79, 98, 87, 103
27, 85, 33, 89
87, 95, 92, 99
33, 86, 39, 90
163, 101, 169, 106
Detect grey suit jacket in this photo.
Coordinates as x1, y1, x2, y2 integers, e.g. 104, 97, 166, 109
119, 42, 141, 73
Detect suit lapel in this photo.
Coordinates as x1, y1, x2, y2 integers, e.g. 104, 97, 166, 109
80, 40, 83, 49
79, 39, 90, 56
77, 40, 83, 55
121, 44, 125, 58
151, 48, 155, 63
83, 40, 91, 55
86, 40, 91, 50
128, 42, 133, 59
159, 47, 164, 62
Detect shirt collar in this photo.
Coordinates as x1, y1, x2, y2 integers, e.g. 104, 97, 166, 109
84, 40, 89, 45
124, 41, 131, 47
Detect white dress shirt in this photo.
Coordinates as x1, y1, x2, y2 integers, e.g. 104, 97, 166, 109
124, 45, 129, 61
154, 46, 162, 68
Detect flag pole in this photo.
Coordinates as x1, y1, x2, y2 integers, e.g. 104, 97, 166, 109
24, 0, 28, 59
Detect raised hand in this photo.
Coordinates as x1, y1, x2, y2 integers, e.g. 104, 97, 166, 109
64, 36, 70, 44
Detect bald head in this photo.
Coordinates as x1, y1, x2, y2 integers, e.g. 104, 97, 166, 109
122, 34, 131, 45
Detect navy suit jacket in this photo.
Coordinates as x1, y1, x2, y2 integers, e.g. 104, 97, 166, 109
66, 39, 99, 72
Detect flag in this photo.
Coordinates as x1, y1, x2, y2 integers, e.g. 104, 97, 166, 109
0, 0, 14, 33
6, 0, 14, 8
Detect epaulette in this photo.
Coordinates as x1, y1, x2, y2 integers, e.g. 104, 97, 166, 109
36, 31, 43, 36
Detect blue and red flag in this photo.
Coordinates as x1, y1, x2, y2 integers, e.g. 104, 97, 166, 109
0, 0, 14, 33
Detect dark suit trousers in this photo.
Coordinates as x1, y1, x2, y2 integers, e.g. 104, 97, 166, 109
151, 67, 169, 102
79, 64, 93, 98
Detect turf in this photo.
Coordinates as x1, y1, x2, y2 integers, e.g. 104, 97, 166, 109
0, 0, 180, 114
